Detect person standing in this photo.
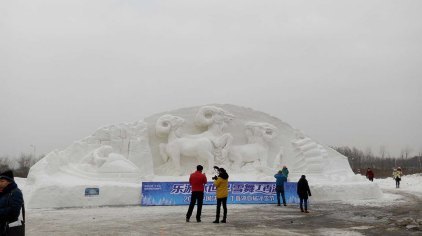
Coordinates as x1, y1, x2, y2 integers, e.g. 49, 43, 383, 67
186, 165, 207, 222
297, 175, 312, 213
274, 170, 287, 206
281, 166, 289, 179
365, 168, 374, 182
0, 170, 24, 235
212, 168, 229, 223
393, 167, 403, 188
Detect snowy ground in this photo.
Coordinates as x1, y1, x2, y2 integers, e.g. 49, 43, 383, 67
16, 174, 422, 236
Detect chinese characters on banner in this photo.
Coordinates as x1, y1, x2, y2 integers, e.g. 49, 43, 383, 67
141, 182, 300, 206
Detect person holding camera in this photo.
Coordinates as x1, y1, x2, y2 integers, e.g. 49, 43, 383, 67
274, 170, 287, 206
186, 165, 207, 223
212, 167, 229, 223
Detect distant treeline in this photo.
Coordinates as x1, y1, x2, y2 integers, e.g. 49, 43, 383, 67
332, 146, 422, 178
0, 153, 43, 178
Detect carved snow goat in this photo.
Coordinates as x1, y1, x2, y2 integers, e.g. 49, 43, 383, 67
155, 106, 233, 173
229, 122, 278, 170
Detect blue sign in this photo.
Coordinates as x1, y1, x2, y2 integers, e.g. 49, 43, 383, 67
85, 187, 100, 197
141, 182, 299, 206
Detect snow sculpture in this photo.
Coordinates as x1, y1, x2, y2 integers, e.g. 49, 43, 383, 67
155, 106, 234, 174
79, 145, 139, 173
229, 122, 278, 169
26, 104, 382, 208
194, 106, 234, 164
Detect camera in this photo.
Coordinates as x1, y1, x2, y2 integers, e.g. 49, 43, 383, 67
212, 175, 218, 180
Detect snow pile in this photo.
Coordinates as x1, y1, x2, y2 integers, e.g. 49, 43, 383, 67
376, 173, 422, 194
25, 104, 381, 208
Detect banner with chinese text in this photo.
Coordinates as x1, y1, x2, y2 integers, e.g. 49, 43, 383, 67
141, 182, 299, 206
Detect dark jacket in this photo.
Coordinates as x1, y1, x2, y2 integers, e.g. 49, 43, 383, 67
297, 177, 312, 199
189, 171, 207, 192
0, 181, 24, 230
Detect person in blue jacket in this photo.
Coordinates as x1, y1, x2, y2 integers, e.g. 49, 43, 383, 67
274, 170, 287, 206
0, 170, 24, 235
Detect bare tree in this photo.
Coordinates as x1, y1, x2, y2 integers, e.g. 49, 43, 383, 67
401, 146, 413, 159
379, 145, 387, 159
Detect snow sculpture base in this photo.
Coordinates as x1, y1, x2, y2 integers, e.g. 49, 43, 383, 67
26, 104, 383, 208
25, 174, 141, 208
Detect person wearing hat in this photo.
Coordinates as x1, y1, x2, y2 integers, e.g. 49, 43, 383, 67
297, 175, 312, 213
212, 167, 229, 223
0, 170, 24, 234
186, 165, 207, 223
274, 170, 287, 206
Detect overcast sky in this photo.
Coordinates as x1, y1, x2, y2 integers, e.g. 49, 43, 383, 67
1, 0, 421, 158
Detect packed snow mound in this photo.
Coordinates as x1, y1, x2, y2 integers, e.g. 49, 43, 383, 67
26, 104, 380, 208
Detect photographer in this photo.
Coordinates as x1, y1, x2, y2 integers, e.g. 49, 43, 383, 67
212, 167, 229, 223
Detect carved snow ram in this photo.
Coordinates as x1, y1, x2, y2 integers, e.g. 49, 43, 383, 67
155, 108, 233, 174
228, 122, 278, 169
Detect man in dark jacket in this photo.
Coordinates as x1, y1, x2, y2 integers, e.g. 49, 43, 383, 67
274, 170, 287, 206
297, 175, 311, 213
0, 170, 24, 234
186, 165, 207, 223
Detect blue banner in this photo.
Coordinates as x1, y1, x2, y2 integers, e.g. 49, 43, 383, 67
141, 182, 299, 206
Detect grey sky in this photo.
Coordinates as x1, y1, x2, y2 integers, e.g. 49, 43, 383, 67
1, 0, 421, 158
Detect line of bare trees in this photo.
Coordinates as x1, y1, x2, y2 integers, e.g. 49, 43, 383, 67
0, 153, 43, 178
332, 146, 422, 178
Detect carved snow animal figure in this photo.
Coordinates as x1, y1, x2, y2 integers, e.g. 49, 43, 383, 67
79, 145, 139, 173
229, 122, 277, 170
156, 115, 220, 174
194, 106, 234, 164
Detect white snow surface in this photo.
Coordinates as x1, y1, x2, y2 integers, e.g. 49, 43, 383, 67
16, 174, 422, 208
15, 174, 422, 236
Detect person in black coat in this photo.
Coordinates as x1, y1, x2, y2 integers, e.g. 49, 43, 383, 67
0, 170, 24, 235
297, 175, 311, 213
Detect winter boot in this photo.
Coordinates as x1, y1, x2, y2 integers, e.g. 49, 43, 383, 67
221, 218, 226, 223
213, 220, 219, 223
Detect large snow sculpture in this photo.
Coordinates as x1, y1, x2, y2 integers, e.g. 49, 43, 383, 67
26, 104, 382, 208
229, 122, 278, 170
